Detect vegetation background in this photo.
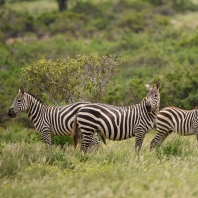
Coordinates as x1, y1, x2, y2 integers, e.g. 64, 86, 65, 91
1, 0, 198, 197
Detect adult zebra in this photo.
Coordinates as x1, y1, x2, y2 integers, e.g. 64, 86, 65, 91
73, 81, 160, 154
150, 106, 198, 150
8, 87, 100, 147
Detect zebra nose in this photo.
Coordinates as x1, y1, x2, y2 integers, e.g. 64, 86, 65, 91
146, 104, 151, 111
8, 108, 16, 118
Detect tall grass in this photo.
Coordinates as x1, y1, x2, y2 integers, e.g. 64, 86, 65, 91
1, 127, 198, 198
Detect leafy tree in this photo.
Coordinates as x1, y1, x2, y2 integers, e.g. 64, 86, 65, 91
21, 54, 121, 105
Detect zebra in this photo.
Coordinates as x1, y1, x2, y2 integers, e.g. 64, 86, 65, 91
8, 87, 100, 148
150, 106, 198, 150
73, 81, 160, 154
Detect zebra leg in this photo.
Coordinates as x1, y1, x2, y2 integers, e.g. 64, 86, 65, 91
150, 130, 172, 150
135, 131, 146, 153
40, 130, 52, 145
80, 131, 95, 154
88, 133, 100, 152
196, 133, 198, 142
193, 121, 198, 142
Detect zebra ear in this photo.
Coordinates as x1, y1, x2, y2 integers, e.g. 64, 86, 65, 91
145, 83, 151, 91
19, 87, 24, 95
155, 81, 160, 89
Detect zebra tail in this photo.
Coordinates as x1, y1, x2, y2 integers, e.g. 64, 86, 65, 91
73, 115, 78, 149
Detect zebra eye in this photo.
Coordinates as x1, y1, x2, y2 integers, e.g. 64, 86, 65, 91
18, 99, 22, 102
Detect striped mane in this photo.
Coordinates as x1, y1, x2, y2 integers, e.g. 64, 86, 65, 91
25, 92, 43, 104
141, 97, 147, 102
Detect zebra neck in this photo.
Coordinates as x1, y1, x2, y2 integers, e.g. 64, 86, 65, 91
149, 108, 159, 120
142, 100, 159, 120
27, 99, 45, 123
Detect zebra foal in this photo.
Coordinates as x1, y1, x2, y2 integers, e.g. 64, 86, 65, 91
150, 106, 198, 150
8, 87, 99, 147
73, 81, 160, 154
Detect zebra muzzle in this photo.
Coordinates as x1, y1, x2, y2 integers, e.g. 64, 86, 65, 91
8, 108, 17, 118
146, 104, 152, 112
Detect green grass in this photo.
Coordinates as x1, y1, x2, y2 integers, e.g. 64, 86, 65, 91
1, 127, 198, 198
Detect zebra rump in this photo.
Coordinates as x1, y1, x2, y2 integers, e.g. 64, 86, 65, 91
150, 106, 198, 149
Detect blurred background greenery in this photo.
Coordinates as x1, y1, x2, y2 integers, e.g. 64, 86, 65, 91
1, 0, 198, 129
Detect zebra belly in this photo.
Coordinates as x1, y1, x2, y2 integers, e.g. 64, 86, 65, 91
98, 126, 134, 140
50, 127, 71, 136
173, 127, 195, 136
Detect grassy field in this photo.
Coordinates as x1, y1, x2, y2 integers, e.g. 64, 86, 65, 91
1, 127, 198, 198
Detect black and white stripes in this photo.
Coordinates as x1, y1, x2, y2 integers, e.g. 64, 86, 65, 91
8, 87, 99, 147
73, 82, 160, 154
150, 106, 198, 149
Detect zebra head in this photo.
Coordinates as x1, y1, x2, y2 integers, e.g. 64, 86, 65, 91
8, 87, 28, 118
144, 81, 160, 112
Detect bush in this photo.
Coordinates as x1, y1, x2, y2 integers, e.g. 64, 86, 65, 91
155, 137, 188, 159
21, 54, 121, 104
113, 0, 152, 12
71, 1, 104, 18
116, 11, 145, 33
51, 135, 73, 146
163, 64, 198, 109
143, 0, 198, 12
0, 7, 35, 39
0, 125, 40, 143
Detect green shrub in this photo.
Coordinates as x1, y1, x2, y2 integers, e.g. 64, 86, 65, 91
51, 135, 73, 146
71, 1, 104, 18
143, 0, 198, 12
116, 11, 145, 33
180, 34, 198, 48
37, 12, 58, 26
49, 12, 86, 36
21, 54, 120, 104
0, 124, 40, 143
0, 7, 35, 39
113, 0, 152, 12
155, 137, 189, 159
163, 63, 198, 109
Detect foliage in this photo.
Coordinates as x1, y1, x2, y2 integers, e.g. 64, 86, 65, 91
155, 137, 189, 159
143, 0, 198, 12
104, 77, 151, 105
21, 54, 121, 105
51, 135, 73, 146
163, 64, 198, 109
0, 124, 40, 143
71, 1, 104, 18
